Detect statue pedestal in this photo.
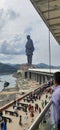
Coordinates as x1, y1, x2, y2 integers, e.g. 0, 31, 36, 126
20, 64, 34, 71
20, 64, 32, 79
19, 64, 36, 79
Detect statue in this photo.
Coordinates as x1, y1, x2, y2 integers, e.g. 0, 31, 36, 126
25, 35, 34, 65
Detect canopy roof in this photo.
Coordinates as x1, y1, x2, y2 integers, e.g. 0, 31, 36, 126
30, 0, 60, 44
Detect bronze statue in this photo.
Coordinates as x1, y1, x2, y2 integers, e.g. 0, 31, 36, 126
25, 35, 34, 65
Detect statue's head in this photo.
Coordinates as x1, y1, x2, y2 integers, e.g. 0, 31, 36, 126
27, 35, 30, 40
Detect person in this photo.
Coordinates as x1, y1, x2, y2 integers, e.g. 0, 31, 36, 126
38, 107, 41, 113
45, 100, 47, 105
25, 35, 34, 65
30, 111, 34, 122
41, 100, 44, 108
52, 72, 60, 130
24, 112, 28, 124
0, 111, 3, 121
1, 119, 7, 130
19, 115, 22, 126
14, 106, 17, 112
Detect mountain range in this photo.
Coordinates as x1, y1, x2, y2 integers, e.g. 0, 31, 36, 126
36, 63, 60, 69
0, 63, 19, 74
0, 62, 60, 74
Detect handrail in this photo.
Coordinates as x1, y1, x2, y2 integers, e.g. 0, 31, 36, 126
0, 83, 47, 112
28, 99, 52, 130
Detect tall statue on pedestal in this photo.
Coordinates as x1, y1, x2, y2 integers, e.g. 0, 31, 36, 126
25, 35, 34, 65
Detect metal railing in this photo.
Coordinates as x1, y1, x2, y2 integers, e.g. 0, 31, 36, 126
28, 100, 56, 130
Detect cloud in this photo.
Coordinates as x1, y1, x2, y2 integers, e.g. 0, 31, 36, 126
0, 9, 6, 30
0, 54, 13, 61
0, 0, 60, 66
0, 40, 9, 54
0, 9, 3, 17
24, 27, 33, 35
6, 9, 20, 20
13, 34, 22, 43
0, 8, 20, 32
0, 35, 25, 55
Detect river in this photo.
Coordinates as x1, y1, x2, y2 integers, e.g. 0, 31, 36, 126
0, 68, 60, 92
0, 74, 16, 91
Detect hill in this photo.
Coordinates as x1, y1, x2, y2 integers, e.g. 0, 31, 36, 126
0, 62, 60, 74
36, 63, 60, 69
0, 63, 19, 74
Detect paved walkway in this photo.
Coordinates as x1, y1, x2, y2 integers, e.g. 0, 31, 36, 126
2, 92, 51, 130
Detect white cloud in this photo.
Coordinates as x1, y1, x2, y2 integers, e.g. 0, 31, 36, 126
0, 0, 60, 66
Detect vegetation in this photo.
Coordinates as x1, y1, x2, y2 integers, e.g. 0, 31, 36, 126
0, 63, 17, 74
0, 62, 60, 74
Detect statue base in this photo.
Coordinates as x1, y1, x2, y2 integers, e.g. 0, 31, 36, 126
20, 64, 36, 71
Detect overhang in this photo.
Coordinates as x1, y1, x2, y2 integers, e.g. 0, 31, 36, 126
30, 0, 60, 44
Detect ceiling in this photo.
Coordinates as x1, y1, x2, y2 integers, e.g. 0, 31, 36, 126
30, 0, 60, 44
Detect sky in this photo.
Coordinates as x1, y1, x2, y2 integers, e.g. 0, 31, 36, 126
0, 0, 60, 66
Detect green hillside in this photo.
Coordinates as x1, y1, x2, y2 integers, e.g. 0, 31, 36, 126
0, 63, 17, 74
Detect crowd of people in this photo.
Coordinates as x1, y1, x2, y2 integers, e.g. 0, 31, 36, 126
0, 71, 60, 130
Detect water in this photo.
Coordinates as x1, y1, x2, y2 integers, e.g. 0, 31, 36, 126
0, 74, 16, 91
0, 68, 60, 92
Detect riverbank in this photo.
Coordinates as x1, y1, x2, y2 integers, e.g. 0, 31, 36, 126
0, 77, 40, 107
0, 74, 16, 92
